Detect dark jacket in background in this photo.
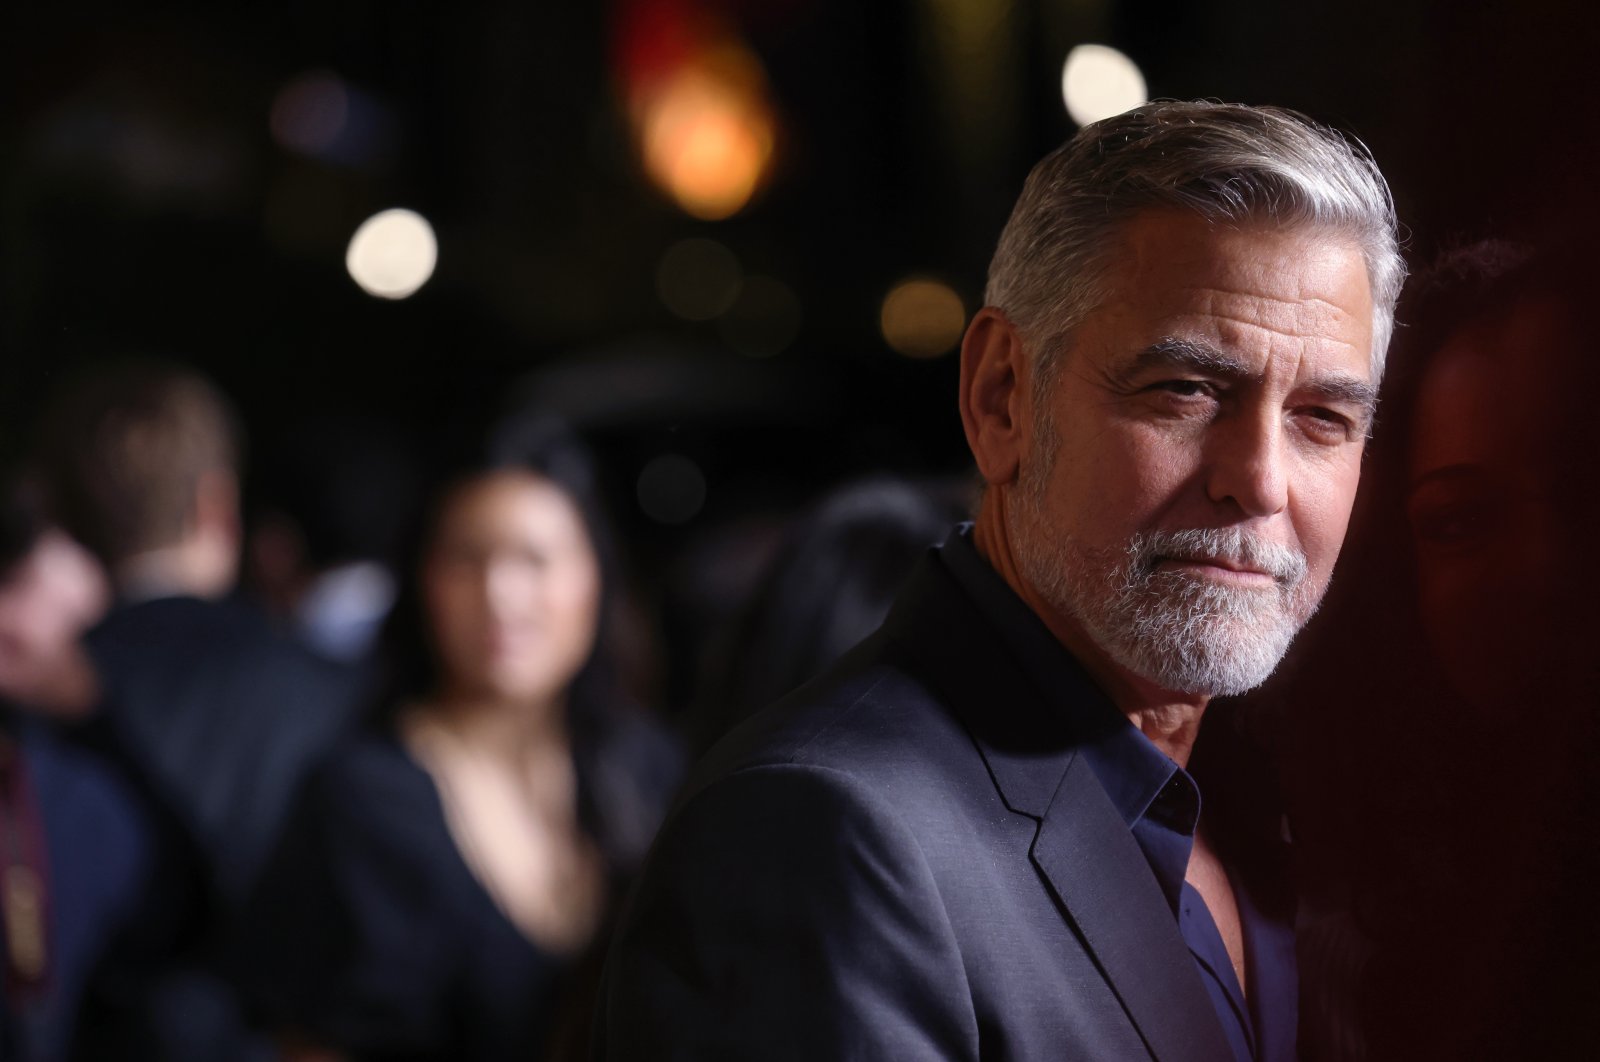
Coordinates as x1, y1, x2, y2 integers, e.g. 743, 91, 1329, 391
0, 715, 150, 1062
73, 594, 364, 1061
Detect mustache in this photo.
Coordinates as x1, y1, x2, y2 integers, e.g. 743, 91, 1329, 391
1126, 527, 1308, 584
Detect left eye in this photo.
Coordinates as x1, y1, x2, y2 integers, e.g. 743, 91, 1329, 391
1155, 380, 1215, 398
1297, 408, 1353, 439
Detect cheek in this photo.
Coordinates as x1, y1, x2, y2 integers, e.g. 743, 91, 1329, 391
547, 564, 602, 653
423, 565, 484, 654
1415, 514, 1557, 633
1058, 425, 1195, 531
1293, 456, 1363, 573
1416, 560, 1476, 638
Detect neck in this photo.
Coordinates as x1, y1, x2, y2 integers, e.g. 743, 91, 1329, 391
972, 488, 1209, 768
116, 538, 234, 604
426, 688, 570, 761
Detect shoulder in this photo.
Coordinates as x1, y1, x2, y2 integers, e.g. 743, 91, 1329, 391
601, 725, 981, 1059
22, 722, 151, 870
90, 597, 357, 694
678, 639, 977, 823
633, 638, 999, 921
297, 730, 446, 837
246, 730, 471, 954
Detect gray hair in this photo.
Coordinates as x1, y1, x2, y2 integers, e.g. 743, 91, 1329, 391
985, 100, 1405, 383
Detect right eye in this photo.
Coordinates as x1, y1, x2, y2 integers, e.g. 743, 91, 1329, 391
1408, 496, 1497, 548
1152, 379, 1216, 399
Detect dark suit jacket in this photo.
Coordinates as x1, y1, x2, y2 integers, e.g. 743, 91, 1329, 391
597, 550, 1237, 1061
73, 594, 365, 1062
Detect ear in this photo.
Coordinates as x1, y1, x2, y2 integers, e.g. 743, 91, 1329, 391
959, 307, 1030, 486
190, 469, 241, 547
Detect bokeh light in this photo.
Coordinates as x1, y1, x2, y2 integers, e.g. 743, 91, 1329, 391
718, 275, 802, 358
638, 49, 776, 221
1060, 44, 1147, 126
637, 454, 708, 525
656, 238, 742, 321
880, 277, 967, 359
345, 208, 438, 300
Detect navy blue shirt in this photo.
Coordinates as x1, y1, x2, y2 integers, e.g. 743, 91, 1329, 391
941, 528, 1297, 1062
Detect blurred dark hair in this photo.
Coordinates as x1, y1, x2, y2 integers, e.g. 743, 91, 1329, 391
250, 414, 418, 569
35, 359, 241, 567
693, 478, 958, 753
374, 411, 635, 738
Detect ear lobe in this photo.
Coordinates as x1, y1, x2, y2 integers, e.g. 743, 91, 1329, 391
959, 308, 1028, 486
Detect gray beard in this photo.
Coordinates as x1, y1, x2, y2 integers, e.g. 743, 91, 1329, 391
1008, 456, 1321, 697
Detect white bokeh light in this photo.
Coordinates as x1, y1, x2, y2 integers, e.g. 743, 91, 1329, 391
345, 208, 438, 299
1060, 45, 1148, 127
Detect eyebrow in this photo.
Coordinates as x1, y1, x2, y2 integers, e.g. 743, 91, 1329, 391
1128, 336, 1380, 424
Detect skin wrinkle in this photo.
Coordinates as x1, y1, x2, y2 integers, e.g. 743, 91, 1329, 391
1180, 285, 1363, 319
1119, 338, 1377, 413
964, 210, 1373, 731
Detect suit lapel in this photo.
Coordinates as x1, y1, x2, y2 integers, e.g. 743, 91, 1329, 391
1033, 757, 1236, 1062
881, 552, 1234, 1062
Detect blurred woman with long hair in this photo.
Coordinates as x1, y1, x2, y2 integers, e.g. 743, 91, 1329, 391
239, 415, 680, 1061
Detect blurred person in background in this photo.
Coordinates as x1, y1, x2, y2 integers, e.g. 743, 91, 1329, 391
1286, 236, 1600, 1060
1372, 239, 1600, 1059
690, 477, 963, 754
0, 469, 150, 1061
239, 414, 681, 1062
0, 478, 106, 720
34, 360, 364, 1060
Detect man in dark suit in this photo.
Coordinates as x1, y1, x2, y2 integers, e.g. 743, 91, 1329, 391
598, 100, 1403, 1061
35, 362, 364, 1060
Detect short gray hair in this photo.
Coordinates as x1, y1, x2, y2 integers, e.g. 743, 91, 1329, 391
985, 100, 1404, 382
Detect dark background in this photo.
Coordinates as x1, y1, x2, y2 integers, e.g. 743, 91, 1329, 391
4, 0, 1596, 653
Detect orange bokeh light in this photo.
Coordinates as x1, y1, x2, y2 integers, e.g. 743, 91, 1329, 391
639, 63, 773, 220
634, 45, 775, 221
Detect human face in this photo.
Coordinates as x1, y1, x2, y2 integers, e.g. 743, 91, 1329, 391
422, 471, 602, 706
1407, 294, 1591, 713
0, 530, 108, 708
1008, 210, 1377, 696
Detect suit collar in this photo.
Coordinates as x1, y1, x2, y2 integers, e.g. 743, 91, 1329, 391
879, 540, 1091, 819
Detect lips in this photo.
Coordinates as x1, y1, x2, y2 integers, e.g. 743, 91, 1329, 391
1160, 555, 1270, 576
1132, 528, 1309, 587
1152, 555, 1279, 585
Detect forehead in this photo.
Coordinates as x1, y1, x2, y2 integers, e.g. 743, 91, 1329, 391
435, 471, 585, 539
1411, 293, 1575, 475
1089, 209, 1375, 375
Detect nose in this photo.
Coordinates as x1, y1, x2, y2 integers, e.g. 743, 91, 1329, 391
484, 556, 528, 618
1204, 412, 1289, 518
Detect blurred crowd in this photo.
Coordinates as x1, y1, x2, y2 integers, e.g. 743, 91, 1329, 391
0, 358, 965, 1061
0, 221, 1596, 1062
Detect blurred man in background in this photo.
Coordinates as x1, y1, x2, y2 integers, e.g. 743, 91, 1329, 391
36, 361, 363, 1060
